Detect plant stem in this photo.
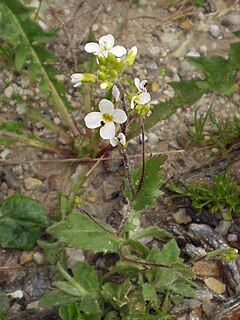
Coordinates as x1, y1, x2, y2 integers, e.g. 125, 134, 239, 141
136, 116, 145, 194
122, 149, 136, 200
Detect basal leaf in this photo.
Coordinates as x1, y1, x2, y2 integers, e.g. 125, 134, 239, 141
47, 212, 123, 253
39, 289, 76, 308
0, 193, 50, 249
72, 262, 100, 293
142, 283, 157, 305
130, 226, 172, 241
59, 302, 83, 320
125, 156, 166, 211
79, 293, 102, 320
15, 41, 28, 72
147, 239, 181, 265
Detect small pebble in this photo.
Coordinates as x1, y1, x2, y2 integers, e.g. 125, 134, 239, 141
186, 51, 201, 57
209, 25, 220, 38
33, 252, 46, 265
20, 251, 34, 265
204, 277, 226, 294
227, 234, 238, 243
24, 177, 42, 191
215, 220, 231, 236
173, 208, 192, 224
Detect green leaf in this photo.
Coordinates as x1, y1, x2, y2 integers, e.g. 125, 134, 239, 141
39, 289, 76, 308
15, 41, 28, 72
142, 283, 157, 305
229, 42, 240, 68
0, 0, 78, 135
72, 262, 100, 293
233, 30, 240, 38
37, 240, 67, 266
59, 302, 83, 320
79, 293, 102, 320
0, 194, 50, 249
130, 226, 172, 241
102, 280, 132, 308
125, 156, 167, 211
47, 212, 123, 253
147, 240, 181, 265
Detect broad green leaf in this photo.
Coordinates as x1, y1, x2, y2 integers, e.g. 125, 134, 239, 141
79, 293, 102, 320
127, 239, 150, 257
39, 289, 76, 308
47, 212, 123, 253
113, 261, 141, 277
170, 80, 205, 101
104, 311, 119, 320
37, 240, 67, 266
130, 226, 172, 241
169, 282, 196, 299
102, 280, 132, 308
59, 302, 83, 320
147, 240, 181, 265
125, 156, 166, 211
72, 262, 100, 293
15, 41, 28, 72
0, 194, 50, 249
142, 283, 157, 305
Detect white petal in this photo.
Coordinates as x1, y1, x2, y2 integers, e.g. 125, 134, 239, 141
118, 133, 126, 145
71, 73, 83, 86
100, 122, 115, 139
112, 109, 127, 124
84, 112, 102, 129
99, 99, 114, 115
140, 80, 148, 91
109, 46, 127, 57
110, 137, 119, 147
134, 78, 140, 91
99, 34, 114, 49
138, 92, 151, 105
131, 96, 137, 109
112, 85, 120, 101
84, 42, 101, 55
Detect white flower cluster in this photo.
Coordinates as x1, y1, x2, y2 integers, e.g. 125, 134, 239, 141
71, 34, 152, 147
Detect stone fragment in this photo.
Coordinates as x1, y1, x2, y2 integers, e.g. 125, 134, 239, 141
20, 251, 34, 265
66, 248, 85, 269
24, 177, 42, 191
193, 260, 222, 279
212, 293, 240, 320
33, 252, 46, 265
204, 277, 226, 294
173, 208, 192, 224
215, 220, 231, 236
209, 24, 220, 38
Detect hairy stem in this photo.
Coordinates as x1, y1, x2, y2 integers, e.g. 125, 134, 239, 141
122, 149, 136, 200
136, 116, 145, 194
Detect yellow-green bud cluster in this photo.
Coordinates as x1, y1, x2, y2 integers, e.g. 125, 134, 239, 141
98, 53, 123, 89
134, 104, 151, 117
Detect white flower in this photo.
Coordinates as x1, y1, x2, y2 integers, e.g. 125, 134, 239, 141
112, 85, 120, 102
110, 133, 126, 147
134, 78, 148, 92
71, 73, 83, 87
84, 99, 127, 139
131, 92, 151, 109
84, 34, 127, 58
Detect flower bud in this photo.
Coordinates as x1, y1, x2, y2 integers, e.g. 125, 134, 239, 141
98, 53, 107, 65
109, 69, 118, 78
124, 46, 138, 66
98, 72, 107, 81
81, 73, 97, 83
100, 80, 113, 90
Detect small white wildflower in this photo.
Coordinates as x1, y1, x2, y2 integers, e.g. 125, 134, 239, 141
112, 85, 120, 102
131, 92, 151, 109
84, 99, 127, 139
134, 78, 148, 92
110, 133, 126, 147
84, 34, 127, 58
